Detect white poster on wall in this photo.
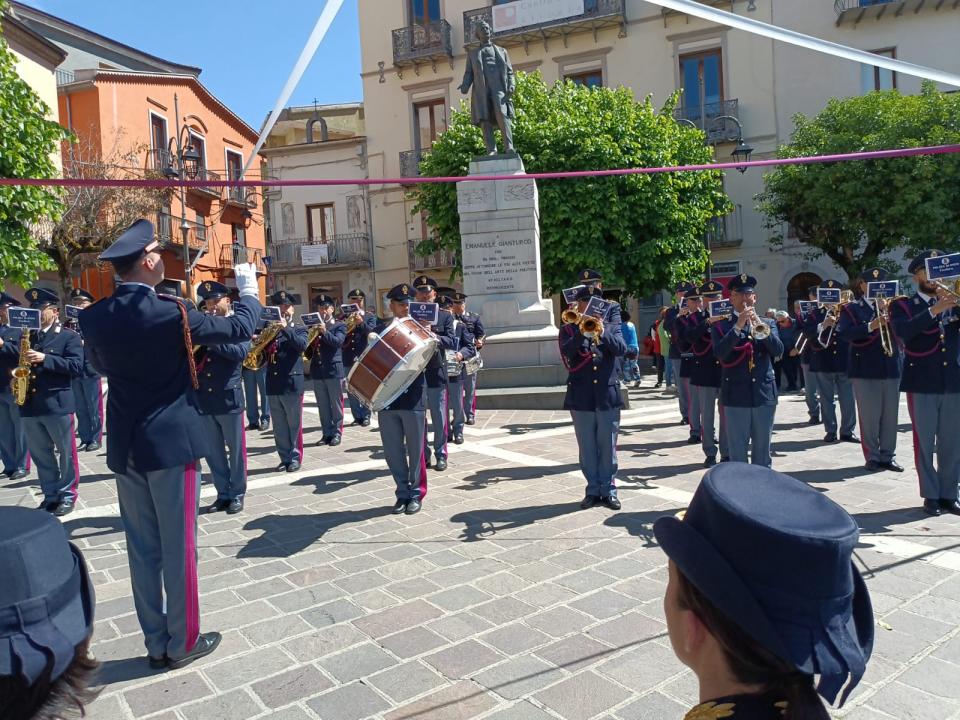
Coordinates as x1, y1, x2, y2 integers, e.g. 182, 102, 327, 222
300, 244, 329, 266
491, 0, 585, 33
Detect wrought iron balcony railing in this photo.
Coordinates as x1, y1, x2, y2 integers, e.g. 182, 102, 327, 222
400, 149, 426, 178
145, 148, 172, 175
269, 233, 372, 270
219, 243, 265, 273
464, 0, 626, 49
392, 19, 453, 68
55, 69, 75, 86
835, 0, 953, 24
190, 169, 222, 198
157, 211, 207, 251
409, 242, 456, 271
673, 99, 741, 143
705, 206, 743, 251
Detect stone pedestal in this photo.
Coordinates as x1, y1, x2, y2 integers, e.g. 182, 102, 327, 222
457, 155, 561, 387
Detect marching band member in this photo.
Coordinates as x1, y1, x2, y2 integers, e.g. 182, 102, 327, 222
560, 285, 627, 510
307, 294, 346, 447
836, 268, 904, 473
264, 290, 308, 472
0, 292, 30, 480
342, 288, 378, 428
439, 293, 476, 445
665, 282, 695, 425
681, 280, 728, 467
808, 280, 858, 444
578, 269, 622, 325
196, 281, 251, 515
711, 275, 783, 468
889, 250, 960, 517
413, 275, 456, 472
242, 340, 271, 431
378, 284, 427, 515
452, 292, 483, 426
797, 286, 821, 424
18, 288, 83, 516
676, 287, 704, 446
66, 288, 102, 452
80, 219, 262, 670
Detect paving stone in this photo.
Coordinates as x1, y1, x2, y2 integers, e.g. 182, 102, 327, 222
318, 642, 397, 683
123, 672, 213, 717
525, 606, 594, 638
425, 639, 504, 679
306, 682, 390, 720
428, 585, 492, 612
597, 641, 685, 689
898, 656, 960, 700
475, 655, 565, 700
382, 680, 497, 720
268, 583, 342, 612
614, 691, 688, 719
482, 701, 558, 720
302, 598, 363, 628
569, 589, 637, 620
353, 599, 443, 638
535, 634, 613, 673
367, 660, 447, 703
471, 596, 536, 624
535, 671, 632, 720
428, 611, 495, 642
379, 626, 448, 658
242, 613, 313, 646
864, 680, 960, 720
179, 688, 262, 720
204, 646, 296, 692
251, 664, 333, 708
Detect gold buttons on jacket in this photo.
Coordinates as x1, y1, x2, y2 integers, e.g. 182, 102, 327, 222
593, 379, 598, 384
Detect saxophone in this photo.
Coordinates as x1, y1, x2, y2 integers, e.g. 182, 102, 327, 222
242, 323, 283, 371
11, 333, 31, 406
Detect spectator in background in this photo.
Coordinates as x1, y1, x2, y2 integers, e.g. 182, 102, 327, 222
0, 507, 98, 720
650, 312, 665, 388
765, 307, 777, 320
657, 307, 675, 389
774, 310, 801, 392
621, 311, 641, 388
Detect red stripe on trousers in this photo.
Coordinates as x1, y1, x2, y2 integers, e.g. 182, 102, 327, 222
296, 395, 304, 462
906, 393, 923, 497
68, 416, 80, 499
183, 462, 199, 652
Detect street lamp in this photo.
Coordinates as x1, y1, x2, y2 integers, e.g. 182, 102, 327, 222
710, 115, 754, 173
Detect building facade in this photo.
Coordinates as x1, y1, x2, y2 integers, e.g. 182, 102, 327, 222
357, 0, 960, 326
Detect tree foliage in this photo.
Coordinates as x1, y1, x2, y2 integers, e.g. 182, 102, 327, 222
757, 83, 960, 282
412, 72, 730, 297
0, 0, 71, 289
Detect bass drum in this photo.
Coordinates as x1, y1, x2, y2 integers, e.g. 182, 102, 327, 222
346, 316, 438, 412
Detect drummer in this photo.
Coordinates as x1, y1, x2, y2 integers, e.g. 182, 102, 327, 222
438, 291, 476, 445
377, 284, 428, 515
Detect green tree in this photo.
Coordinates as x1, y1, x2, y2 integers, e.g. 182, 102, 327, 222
0, 0, 71, 288
757, 83, 960, 283
412, 72, 730, 297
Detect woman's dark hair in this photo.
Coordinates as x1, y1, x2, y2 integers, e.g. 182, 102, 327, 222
675, 569, 829, 720
0, 639, 100, 720
621, 311, 631, 322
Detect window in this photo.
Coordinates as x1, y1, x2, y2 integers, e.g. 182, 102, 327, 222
225, 149, 244, 202
861, 48, 896, 93
310, 282, 342, 308
149, 114, 167, 171
679, 49, 723, 124
231, 223, 245, 247
195, 210, 207, 243
188, 131, 207, 173
414, 98, 447, 153
306, 204, 335, 242
409, 0, 440, 24
565, 69, 603, 88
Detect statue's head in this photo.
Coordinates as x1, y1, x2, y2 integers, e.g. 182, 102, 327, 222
475, 20, 491, 42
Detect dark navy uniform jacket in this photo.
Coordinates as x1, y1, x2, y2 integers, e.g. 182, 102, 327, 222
559, 322, 627, 412
836, 298, 902, 380
457, 311, 484, 342
663, 306, 683, 360
799, 307, 848, 374
195, 341, 250, 416
796, 309, 817, 366
669, 308, 695, 378
65, 319, 99, 378
265, 325, 309, 395
79, 285, 261, 474
308, 322, 346, 380
375, 317, 425, 412
0, 325, 25, 397
342, 312, 379, 366
711, 316, 783, 408
18, 324, 83, 418
447, 318, 477, 386
424, 311, 457, 389
680, 311, 722, 388
889, 293, 960, 394
684, 694, 788, 720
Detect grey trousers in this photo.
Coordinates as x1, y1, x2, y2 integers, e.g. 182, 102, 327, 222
571, 409, 620, 497
802, 363, 820, 417
724, 404, 776, 468
0, 392, 29, 473
201, 413, 246, 500
687, 382, 702, 438
425, 385, 448, 462
347, 387, 371, 423
116, 461, 201, 660
851, 378, 900, 464
242, 367, 270, 425
815, 371, 856, 436
268, 393, 303, 465
72, 376, 102, 444
461, 368, 478, 419
22, 414, 78, 503
313, 378, 344, 438
906, 392, 960, 500
379, 409, 426, 501
694, 385, 727, 460
678, 376, 690, 422
449, 379, 467, 435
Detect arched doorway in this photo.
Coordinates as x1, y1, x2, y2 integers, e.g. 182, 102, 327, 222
787, 272, 822, 313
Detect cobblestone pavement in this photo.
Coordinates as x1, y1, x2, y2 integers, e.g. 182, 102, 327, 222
3, 380, 960, 720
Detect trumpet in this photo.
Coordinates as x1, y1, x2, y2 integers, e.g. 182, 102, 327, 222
933, 279, 960, 302
561, 308, 581, 325
561, 308, 604, 341
744, 308, 771, 340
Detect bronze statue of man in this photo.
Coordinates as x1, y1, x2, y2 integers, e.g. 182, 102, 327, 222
458, 20, 516, 156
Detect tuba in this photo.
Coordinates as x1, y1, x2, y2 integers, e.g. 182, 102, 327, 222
243, 323, 283, 371
11, 332, 31, 406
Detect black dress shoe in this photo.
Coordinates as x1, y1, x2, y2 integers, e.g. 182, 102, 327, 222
865, 460, 883, 472
840, 434, 860, 444
824, 432, 838, 443
809, 415, 821, 425
246, 423, 259, 431
85, 441, 101, 452
686, 435, 700, 445
392, 499, 408, 514
720, 456, 730, 463
286, 461, 301, 472
453, 433, 464, 445
167, 632, 222, 670
580, 495, 600, 510
923, 500, 942, 517
260, 419, 271, 431
465, 416, 475, 426
405, 498, 422, 515
425, 456, 433, 469
881, 461, 904, 473
37, 499, 56, 512
434, 457, 447, 472
275, 462, 289, 472
77, 442, 88, 452
704, 456, 717, 468
602, 495, 622, 510
679, 418, 688, 426
940, 500, 960, 516
9, 469, 28, 480
329, 435, 341, 447
227, 498, 244, 515
148, 655, 168, 670
53, 499, 75, 517
318, 436, 331, 446
206, 499, 230, 514
360, 418, 371, 427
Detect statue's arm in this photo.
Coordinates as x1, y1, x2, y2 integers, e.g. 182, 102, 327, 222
459, 54, 474, 93
505, 53, 515, 94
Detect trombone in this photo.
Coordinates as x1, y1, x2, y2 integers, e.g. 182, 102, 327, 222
873, 295, 895, 357
820, 290, 854, 347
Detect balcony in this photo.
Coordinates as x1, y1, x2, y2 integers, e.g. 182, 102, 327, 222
157, 211, 207, 251
661, 0, 737, 21
190, 169, 222, 199
269, 234, 372, 272
705, 205, 743, 251
400, 149, 426, 178
409, 242, 457, 271
145, 148, 172, 176
673, 99, 741, 144
464, 0, 626, 51
835, 0, 955, 25
392, 19, 453, 73
219, 244, 265, 275
55, 69, 75, 86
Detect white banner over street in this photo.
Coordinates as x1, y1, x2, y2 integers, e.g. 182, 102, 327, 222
492, 0, 586, 33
